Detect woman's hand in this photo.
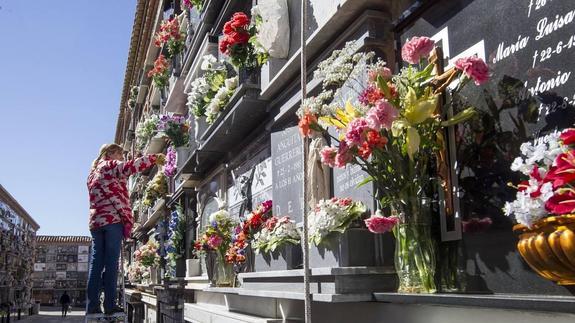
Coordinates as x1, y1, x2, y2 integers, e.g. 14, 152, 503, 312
155, 153, 166, 166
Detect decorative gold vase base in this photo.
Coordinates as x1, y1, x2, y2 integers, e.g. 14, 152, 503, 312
514, 214, 575, 285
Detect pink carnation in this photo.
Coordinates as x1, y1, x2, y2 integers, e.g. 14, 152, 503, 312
320, 146, 338, 168
335, 141, 353, 168
345, 118, 370, 147
265, 217, 278, 230
358, 85, 384, 106
454, 56, 489, 85
366, 100, 399, 130
401, 36, 435, 64
364, 214, 399, 234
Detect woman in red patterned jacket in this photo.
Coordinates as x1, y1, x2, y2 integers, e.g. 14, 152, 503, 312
86, 143, 164, 315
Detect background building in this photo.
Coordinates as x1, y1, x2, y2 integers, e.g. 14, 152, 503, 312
0, 184, 39, 314
32, 236, 91, 307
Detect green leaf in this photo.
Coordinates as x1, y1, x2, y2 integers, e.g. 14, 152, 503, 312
441, 107, 476, 127
356, 175, 374, 188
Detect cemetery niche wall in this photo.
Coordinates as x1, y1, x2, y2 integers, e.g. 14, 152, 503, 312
398, 0, 575, 296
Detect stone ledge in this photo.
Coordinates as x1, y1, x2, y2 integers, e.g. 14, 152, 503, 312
373, 293, 575, 314
201, 286, 374, 303
184, 303, 285, 323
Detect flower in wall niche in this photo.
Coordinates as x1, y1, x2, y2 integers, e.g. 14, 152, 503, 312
308, 198, 367, 245
401, 36, 435, 64
454, 56, 490, 85
194, 208, 237, 260
135, 240, 161, 268
205, 76, 238, 124
148, 54, 170, 88
219, 12, 269, 69
154, 18, 185, 58
504, 130, 575, 227
158, 114, 190, 147
251, 216, 300, 254
183, 0, 203, 11
164, 146, 177, 177
364, 210, 399, 234
135, 114, 160, 151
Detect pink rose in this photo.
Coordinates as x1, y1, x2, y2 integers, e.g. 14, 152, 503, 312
364, 214, 399, 234
401, 36, 435, 64
454, 56, 489, 85
366, 100, 399, 130
320, 146, 337, 168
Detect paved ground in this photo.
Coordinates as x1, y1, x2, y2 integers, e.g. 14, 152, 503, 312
17, 307, 85, 323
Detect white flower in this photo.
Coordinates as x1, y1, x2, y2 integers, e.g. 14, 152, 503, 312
539, 182, 554, 201
214, 87, 229, 102
225, 76, 239, 90
510, 157, 523, 172
209, 210, 230, 224
201, 54, 218, 71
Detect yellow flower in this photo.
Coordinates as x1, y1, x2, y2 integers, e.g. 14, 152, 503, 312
320, 101, 361, 129
403, 87, 438, 125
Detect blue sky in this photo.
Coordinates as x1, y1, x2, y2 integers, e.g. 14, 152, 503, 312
0, 1, 136, 236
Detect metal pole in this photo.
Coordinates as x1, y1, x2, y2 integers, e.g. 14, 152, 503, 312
300, 0, 312, 322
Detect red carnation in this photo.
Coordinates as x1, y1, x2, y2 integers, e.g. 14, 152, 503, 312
223, 21, 234, 34
230, 12, 250, 29
219, 37, 231, 54
229, 30, 250, 45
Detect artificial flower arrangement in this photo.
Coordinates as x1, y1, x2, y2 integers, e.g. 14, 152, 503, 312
219, 12, 269, 69
183, 0, 203, 12
127, 261, 150, 283
135, 114, 160, 151
163, 146, 177, 177
297, 37, 489, 293
142, 172, 168, 207
186, 55, 238, 124
154, 17, 185, 58
308, 198, 367, 246
158, 114, 190, 147
194, 208, 238, 261
504, 130, 573, 227
251, 216, 300, 254
165, 205, 187, 275
128, 86, 139, 110
148, 54, 170, 88
135, 240, 161, 267
224, 200, 273, 265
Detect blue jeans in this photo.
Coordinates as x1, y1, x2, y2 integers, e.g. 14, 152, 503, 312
87, 223, 123, 313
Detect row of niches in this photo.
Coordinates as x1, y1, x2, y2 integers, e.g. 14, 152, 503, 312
33, 262, 89, 272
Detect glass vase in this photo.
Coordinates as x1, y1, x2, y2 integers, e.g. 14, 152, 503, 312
215, 254, 234, 287
393, 197, 437, 293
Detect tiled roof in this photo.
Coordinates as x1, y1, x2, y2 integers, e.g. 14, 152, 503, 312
36, 236, 92, 244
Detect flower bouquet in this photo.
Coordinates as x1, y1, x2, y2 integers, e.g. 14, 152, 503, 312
127, 261, 149, 284
148, 54, 170, 88
164, 146, 177, 177
183, 0, 203, 12
241, 200, 273, 238
194, 208, 238, 286
135, 114, 160, 151
135, 240, 160, 268
297, 37, 489, 293
252, 216, 300, 254
158, 114, 190, 147
186, 55, 238, 124
505, 129, 575, 285
166, 205, 187, 277
154, 18, 185, 58
308, 198, 366, 246
219, 12, 268, 70
142, 172, 168, 207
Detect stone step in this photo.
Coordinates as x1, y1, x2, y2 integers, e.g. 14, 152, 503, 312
184, 303, 300, 323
